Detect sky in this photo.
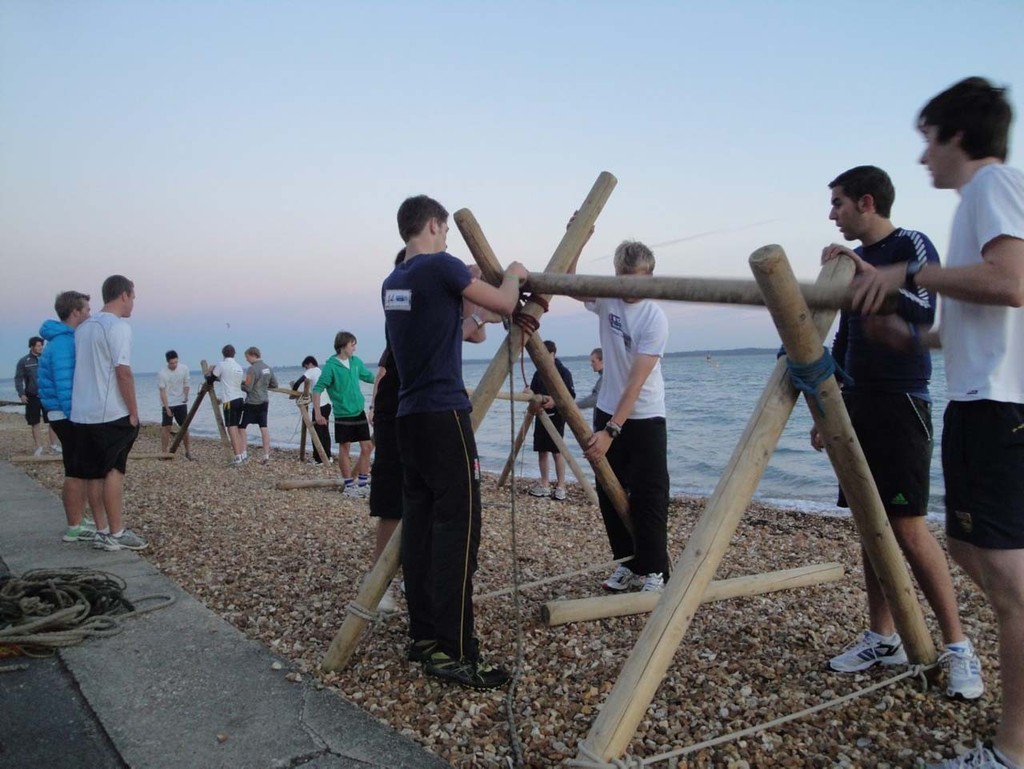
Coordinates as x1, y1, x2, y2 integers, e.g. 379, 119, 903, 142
2, 0, 1023, 378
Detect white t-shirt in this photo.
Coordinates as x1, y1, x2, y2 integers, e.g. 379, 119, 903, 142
940, 164, 1024, 403
585, 297, 668, 419
71, 311, 133, 424
212, 357, 245, 402
301, 366, 331, 407
158, 364, 191, 406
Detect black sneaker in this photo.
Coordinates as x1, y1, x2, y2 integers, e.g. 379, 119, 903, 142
407, 639, 438, 662
424, 651, 510, 689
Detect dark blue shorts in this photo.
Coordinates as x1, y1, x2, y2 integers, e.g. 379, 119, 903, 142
240, 401, 269, 429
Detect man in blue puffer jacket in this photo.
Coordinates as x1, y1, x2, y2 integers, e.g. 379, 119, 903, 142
38, 290, 107, 544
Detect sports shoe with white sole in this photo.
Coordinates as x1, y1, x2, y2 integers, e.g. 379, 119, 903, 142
602, 564, 643, 592
828, 630, 908, 672
943, 643, 984, 700
528, 483, 551, 498
641, 572, 665, 592
925, 741, 1010, 768
552, 487, 568, 501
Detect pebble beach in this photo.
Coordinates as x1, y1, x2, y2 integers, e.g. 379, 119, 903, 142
1, 413, 1001, 768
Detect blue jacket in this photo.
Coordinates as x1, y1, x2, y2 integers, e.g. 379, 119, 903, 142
37, 319, 76, 418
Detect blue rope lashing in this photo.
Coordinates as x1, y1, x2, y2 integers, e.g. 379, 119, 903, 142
784, 347, 853, 417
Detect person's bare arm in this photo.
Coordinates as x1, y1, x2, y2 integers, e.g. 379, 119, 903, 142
584, 354, 659, 461
116, 365, 139, 426
462, 261, 528, 315
852, 235, 1024, 314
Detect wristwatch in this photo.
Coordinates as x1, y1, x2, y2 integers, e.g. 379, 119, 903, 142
604, 420, 622, 439
905, 259, 925, 291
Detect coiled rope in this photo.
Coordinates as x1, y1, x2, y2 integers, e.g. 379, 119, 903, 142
783, 347, 852, 417
0, 568, 175, 660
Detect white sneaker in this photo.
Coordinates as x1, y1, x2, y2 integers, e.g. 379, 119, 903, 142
925, 742, 1010, 768
552, 487, 568, 501
33, 446, 45, 457
829, 630, 908, 672
378, 585, 399, 615
50, 444, 62, 454
943, 642, 984, 700
528, 483, 551, 497
602, 564, 643, 592
641, 573, 665, 592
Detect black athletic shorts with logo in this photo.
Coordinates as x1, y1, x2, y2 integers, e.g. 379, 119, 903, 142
240, 401, 269, 429
334, 413, 371, 444
943, 399, 1024, 549
72, 416, 139, 479
161, 404, 188, 427
223, 398, 244, 429
837, 391, 932, 517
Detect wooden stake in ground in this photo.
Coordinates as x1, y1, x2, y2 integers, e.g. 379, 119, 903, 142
498, 410, 535, 488
200, 360, 235, 464
542, 562, 844, 626
168, 379, 208, 455
535, 411, 598, 505
578, 248, 856, 763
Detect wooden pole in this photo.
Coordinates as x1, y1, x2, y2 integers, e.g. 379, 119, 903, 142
522, 272, 897, 312
542, 563, 844, 626
536, 410, 599, 506
750, 245, 934, 667
498, 409, 534, 488
461, 171, 617, 433
579, 249, 854, 763
455, 197, 630, 521
298, 380, 310, 462
201, 360, 234, 463
295, 393, 334, 470
168, 380, 207, 454
276, 478, 346, 491
13, 452, 176, 463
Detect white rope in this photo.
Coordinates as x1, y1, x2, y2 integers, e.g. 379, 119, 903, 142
344, 600, 379, 623
567, 663, 934, 767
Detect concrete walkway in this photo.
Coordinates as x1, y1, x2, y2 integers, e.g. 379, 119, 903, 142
0, 460, 449, 769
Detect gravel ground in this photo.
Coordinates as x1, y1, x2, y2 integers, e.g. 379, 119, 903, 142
2, 413, 1000, 768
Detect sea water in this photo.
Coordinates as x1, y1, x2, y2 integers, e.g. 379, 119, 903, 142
0, 350, 948, 515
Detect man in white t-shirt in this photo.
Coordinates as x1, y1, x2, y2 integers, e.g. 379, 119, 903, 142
850, 77, 1024, 769
293, 355, 332, 463
573, 240, 671, 595
158, 349, 193, 458
70, 274, 147, 552
209, 344, 246, 464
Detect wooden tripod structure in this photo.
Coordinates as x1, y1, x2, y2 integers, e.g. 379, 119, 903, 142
320, 172, 935, 768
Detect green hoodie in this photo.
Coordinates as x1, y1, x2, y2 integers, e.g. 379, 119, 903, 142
313, 354, 374, 418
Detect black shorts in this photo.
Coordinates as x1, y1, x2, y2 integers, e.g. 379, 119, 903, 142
532, 411, 566, 454
161, 404, 188, 427
943, 400, 1024, 549
240, 401, 269, 429
335, 413, 371, 444
50, 419, 81, 478
223, 398, 244, 428
25, 395, 48, 426
838, 392, 932, 517
71, 417, 138, 480
369, 417, 402, 520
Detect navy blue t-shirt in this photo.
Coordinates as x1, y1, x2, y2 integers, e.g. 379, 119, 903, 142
382, 252, 473, 417
831, 228, 938, 397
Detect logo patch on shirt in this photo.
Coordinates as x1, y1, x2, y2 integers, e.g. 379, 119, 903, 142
473, 457, 481, 481
607, 312, 633, 351
384, 289, 412, 311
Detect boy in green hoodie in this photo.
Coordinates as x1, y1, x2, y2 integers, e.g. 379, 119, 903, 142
313, 331, 375, 496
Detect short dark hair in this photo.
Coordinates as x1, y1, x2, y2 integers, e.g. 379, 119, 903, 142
222, 344, 235, 358
54, 290, 89, 322
101, 275, 134, 304
829, 166, 895, 218
244, 346, 261, 358
544, 340, 557, 355
591, 347, 603, 360
334, 331, 356, 353
165, 350, 178, 362
397, 195, 448, 243
302, 355, 318, 367
919, 77, 1013, 161
29, 336, 43, 348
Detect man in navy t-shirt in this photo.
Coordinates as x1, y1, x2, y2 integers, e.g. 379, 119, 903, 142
382, 194, 527, 689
